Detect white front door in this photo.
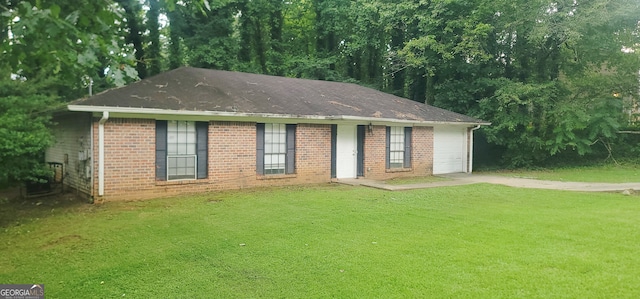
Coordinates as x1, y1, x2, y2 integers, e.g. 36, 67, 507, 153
336, 125, 357, 179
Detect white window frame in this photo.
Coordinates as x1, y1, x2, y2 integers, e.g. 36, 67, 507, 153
389, 126, 405, 168
167, 155, 197, 181
264, 123, 286, 175
167, 121, 197, 181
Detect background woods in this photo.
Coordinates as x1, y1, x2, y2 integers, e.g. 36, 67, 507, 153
2, 0, 640, 181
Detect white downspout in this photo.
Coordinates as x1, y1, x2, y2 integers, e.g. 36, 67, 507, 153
98, 111, 109, 196
469, 125, 481, 173
90, 120, 94, 197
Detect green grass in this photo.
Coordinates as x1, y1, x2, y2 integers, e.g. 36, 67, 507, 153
486, 164, 640, 183
384, 175, 449, 185
2, 184, 640, 298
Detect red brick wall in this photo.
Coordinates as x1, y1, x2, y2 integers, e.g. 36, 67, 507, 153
207, 121, 256, 190
294, 124, 332, 182
93, 118, 156, 198
413, 126, 434, 176
363, 126, 386, 179
363, 125, 434, 180
92, 120, 435, 201
94, 119, 335, 201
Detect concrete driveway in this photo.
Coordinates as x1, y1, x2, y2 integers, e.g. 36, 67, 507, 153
339, 173, 640, 193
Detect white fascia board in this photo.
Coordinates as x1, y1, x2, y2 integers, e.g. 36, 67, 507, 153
338, 116, 491, 127
69, 105, 329, 123
67, 105, 490, 126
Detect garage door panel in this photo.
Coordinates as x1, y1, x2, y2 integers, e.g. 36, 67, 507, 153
433, 127, 466, 174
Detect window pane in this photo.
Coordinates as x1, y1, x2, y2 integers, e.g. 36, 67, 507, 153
167, 121, 195, 154
168, 156, 196, 180
169, 121, 176, 131
264, 123, 287, 173
168, 144, 177, 155
167, 121, 197, 180
265, 142, 273, 154
389, 126, 405, 168
187, 156, 195, 167
390, 152, 404, 164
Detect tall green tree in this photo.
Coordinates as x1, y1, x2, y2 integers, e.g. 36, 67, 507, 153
146, 0, 162, 76
310, 0, 349, 80
174, 2, 238, 70
118, 0, 147, 78
0, 0, 138, 181
3, 0, 639, 177
400, 0, 640, 166
0, 79, 55, 182
167, 7, 184, 69
341, 0, 386, 88
1, 1, 138, 97
236, 0, 290, 76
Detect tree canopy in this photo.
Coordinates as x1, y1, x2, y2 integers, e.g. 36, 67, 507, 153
2, 0, 640, 181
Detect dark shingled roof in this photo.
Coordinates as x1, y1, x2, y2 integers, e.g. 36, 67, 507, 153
71, 67, 485, 124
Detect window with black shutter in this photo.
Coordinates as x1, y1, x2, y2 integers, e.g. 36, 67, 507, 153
386, 126, 412, 169
156, 120, 208, 181
257, 123, 296, 175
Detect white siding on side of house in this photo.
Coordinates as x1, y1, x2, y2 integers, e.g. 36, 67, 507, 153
45, 113, 93, 195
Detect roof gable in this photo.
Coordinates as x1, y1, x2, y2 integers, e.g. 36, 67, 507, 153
70, 67, 486, 124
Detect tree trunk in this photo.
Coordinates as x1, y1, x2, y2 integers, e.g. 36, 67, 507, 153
253, 19, 268, 73
167, 9, 182, 69
269, 2, 284, 76
391, 26, 405, 97
146, 0, 161, 76
237, 2, 252, 64
425, 72, 436, 105
408, 68, 427, 104
118, 0, 146, 78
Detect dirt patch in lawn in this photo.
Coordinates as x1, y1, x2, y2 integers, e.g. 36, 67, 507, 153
40, 234, 85, 250
0, 187, 94, 228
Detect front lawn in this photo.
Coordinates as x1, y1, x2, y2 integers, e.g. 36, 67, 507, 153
384, 175, 449, 185
487, 163, 640, 183
2, 184, 640, 297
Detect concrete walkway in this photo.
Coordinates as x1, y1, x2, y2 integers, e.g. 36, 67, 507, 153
338, 173, 640, 193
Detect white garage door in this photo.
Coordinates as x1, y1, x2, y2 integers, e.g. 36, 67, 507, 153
433, 126, 467, 174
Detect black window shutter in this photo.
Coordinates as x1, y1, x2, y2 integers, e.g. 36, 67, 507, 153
256, 123, 265, 175
196, 122, 208, 179
330, 124, 337, 178
286, 124, 296, 174
155, 120, 168, 181
385, 126, 391, 169
357, 125, 365, 177
404, 127, 412, 168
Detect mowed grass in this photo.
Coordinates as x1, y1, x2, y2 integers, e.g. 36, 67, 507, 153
384, 175, 450, 185
487, 164, 640, 183
2, 184, 640, 298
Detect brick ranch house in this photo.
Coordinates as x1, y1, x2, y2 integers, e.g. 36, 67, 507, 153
46, 67, 488, 201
